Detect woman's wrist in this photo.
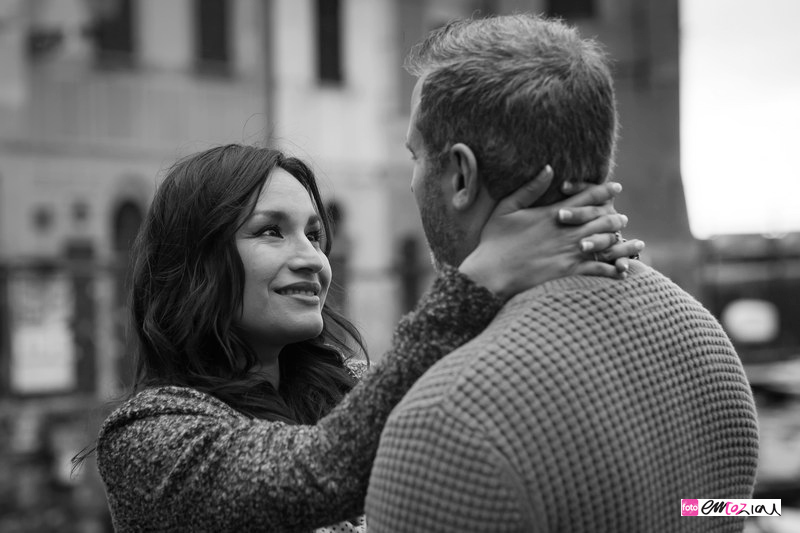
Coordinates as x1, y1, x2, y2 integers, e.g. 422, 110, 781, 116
458, 251, 512, 302
386, 264, 502, 379
407, 264, 502, 331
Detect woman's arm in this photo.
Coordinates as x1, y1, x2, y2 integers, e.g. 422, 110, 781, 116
98, 267, 502, 532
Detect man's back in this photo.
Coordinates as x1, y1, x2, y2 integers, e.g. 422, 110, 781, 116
366, 263, 758, 532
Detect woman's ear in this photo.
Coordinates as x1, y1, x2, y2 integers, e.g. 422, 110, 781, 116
448, 143, 480, 211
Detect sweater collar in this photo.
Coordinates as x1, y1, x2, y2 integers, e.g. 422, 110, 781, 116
499, 261, 650, 316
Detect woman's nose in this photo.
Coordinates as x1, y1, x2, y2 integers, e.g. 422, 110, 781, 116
288, 237, 324, 272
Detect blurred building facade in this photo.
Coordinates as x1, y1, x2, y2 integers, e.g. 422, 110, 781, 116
0, 0, 700, 530
0, 1, 271, 530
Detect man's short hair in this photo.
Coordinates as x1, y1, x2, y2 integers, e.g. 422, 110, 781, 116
405, 14, 619, 205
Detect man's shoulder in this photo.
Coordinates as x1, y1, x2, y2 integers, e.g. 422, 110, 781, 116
388, 298, 549, 426
391, 273, 619, 409
390, 262, 726, 422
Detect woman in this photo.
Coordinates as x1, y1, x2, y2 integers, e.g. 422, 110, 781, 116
93, 144, 639, 532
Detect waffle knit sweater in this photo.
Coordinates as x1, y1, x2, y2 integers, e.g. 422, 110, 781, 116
366, 262, 759, 532
96, 266, 503, 532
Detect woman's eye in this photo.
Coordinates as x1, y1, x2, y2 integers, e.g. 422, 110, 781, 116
307, 230, 324, 243
259, 226, 282, 238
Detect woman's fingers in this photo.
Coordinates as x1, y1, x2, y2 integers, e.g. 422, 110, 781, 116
591, 238, 646, 262
570, 213, 629, 245
461, 170, 637, 297
614, 257, 631, 275
493, 165, 554, 215
561, 179, 593, 195
574, 240, 644, 279
579, 231, 629, 254
559, 181, 622, 208
557, 204, 617, 225
572, 261, 625, 279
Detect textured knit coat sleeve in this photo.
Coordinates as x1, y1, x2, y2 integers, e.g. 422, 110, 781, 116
96, 265, 502, 533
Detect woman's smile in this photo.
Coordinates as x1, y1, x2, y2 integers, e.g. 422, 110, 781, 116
275, 281, 323, 304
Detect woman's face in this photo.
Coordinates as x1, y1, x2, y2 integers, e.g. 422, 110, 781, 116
235, 168, 332, 352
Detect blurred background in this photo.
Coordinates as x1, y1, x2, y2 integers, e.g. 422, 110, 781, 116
0, 0, 797, 531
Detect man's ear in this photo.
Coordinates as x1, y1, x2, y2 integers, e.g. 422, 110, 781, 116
448, 143, 480, 211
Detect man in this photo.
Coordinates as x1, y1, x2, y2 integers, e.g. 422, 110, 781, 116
365, 14, 758, 532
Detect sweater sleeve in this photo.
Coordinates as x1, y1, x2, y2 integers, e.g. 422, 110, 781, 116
97, 265, 502, 533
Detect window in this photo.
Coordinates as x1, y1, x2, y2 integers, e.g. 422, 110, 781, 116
397, 0, 425, 111
316, 0, 343, 84
92, 0, 135, 68
546, 0, 596, 19
112, 201, 143, 387
196, 0, 230, 75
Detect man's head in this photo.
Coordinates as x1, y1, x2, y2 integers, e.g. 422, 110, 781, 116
405, 14, 618, 268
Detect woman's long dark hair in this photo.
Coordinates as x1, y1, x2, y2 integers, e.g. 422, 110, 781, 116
130, 144, 366, 423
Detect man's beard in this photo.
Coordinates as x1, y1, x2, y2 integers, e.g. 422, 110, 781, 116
417, 173, 464, 272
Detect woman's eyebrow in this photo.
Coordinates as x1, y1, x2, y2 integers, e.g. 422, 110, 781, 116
250, 210, 322, 226
249, 210, 288, 222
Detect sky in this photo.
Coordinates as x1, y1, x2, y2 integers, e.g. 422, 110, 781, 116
680, 0, 800, 238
